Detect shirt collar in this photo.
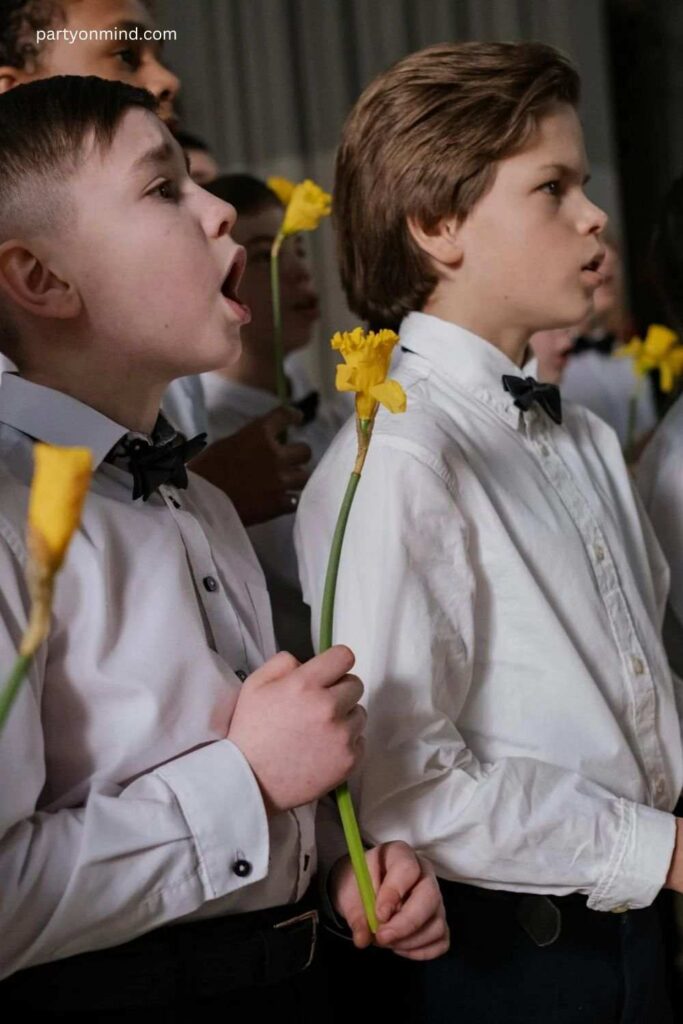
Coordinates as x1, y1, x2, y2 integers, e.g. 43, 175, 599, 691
398, 312, 540, 429
0, 373, 129, 468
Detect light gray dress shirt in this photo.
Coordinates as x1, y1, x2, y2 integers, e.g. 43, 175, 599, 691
0, 373, 315, 979
637, 394, 683, 678
295, 312, 683, 914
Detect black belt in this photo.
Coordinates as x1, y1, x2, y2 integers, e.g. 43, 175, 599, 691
2, 888, 319, 1012
439, 878, 628, 949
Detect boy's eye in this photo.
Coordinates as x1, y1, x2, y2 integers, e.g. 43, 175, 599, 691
540, 180, 562, 197
151, 180, 180, 202
113, 47, 141, 71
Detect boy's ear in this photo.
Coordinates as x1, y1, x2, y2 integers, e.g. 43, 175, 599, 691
407, 215, 463, 268
0, 241, 81, 320
0, 66, 29, 94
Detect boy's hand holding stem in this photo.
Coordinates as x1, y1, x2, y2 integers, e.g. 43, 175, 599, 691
227, 645, 365, 812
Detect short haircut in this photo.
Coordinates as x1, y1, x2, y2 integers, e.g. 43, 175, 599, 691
650, 176, 683, 333
0, 75, 157, 361
0, 74, 157, 237
205, 173, 281, 216
335, 41, 580, 328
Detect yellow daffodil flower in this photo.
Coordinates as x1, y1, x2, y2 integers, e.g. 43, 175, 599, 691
21, 444, 92, 657
280, 179, 332, 237
615, 323, 683, 393
266, 175, 295, 207
332, 327, 407, 421
1, 444, 93, 730
28, 444, 93, 574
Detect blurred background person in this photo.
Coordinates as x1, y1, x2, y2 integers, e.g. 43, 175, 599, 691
202, 174, 349, 658
175, 128, 220, 184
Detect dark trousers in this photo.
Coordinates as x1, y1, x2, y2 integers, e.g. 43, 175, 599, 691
322, 880, 674, 1024
417, 880, 673, 1023
1, 889, 330, 1023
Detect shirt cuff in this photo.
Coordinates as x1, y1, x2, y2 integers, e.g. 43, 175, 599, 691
155, 738, 269, 900
588, 800, 676, 912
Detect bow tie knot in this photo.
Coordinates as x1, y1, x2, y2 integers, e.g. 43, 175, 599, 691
108, 418, 208, 502
502, 375, 562, 425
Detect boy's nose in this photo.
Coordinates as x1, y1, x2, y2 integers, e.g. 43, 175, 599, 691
145, 58, 181, 108
581, 197, 608, 236
210, 198, 237, 238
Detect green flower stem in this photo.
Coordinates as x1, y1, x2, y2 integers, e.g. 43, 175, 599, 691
0, 653, 32, 733
319, 418, 378, 934
270, 234, 289, 407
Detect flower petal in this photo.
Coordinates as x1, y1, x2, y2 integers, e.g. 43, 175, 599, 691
28, 444, 93, 573
266, 175, 295, 206
369, 379, 407, 414
335, 363, 358, 392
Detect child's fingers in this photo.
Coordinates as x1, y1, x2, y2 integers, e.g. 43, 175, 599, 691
375, 874, 442, 940
374, 842, 422, 922
376, 911, 447, 953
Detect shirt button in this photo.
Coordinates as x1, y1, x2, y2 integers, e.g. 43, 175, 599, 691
594, 544, 605, 562
203, 576, 219, 592
539, 443, 550, 457
232, 858, 252, 878
655, 778, 666, 798
631, 655, 645, 676
235, 669, 247, 682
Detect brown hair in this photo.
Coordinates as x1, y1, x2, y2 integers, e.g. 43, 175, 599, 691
335, 41, 580, 328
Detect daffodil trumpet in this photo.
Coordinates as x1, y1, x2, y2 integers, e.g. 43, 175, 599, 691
319, 328, 407, 934
0, 444, 92, 732
615, 323, 683, 459
267, 177, 332, 408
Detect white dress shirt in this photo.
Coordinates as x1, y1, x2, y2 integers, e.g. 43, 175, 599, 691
295, 311, 683, 914
202, 369, 350, 659
637, 395, 683, 678
561, 349, 656, 447
0, 373, 315, 979
162, 374, 209, 439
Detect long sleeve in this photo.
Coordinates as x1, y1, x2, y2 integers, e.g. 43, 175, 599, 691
0, 537, 270, 979
296, 433, 676, 913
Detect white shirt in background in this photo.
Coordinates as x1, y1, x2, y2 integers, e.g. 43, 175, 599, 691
637, 395, 683, 678
202, 368, 350, 659
561, 350, 657, 447
0, 373, 315, 979
295, 311, 682, 913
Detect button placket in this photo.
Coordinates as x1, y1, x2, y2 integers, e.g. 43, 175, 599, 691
531, 439, 670, 794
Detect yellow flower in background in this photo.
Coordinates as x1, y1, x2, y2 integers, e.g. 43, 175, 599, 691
28, 444, 93, 573
332, 327, 407, 421
267, 175, 295, 206
280, 179, 332, 237
615, 323, 683, 393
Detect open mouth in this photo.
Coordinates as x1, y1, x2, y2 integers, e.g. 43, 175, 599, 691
582, 250, 605, 275
220, 248, 251, 324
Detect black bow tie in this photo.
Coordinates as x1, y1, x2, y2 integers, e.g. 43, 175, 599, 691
502, 375, 563, 425
571, 332, 616, 356
109, 417, 207, 501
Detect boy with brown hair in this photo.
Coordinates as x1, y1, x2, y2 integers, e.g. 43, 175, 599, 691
297, 41, 683, 1022
0, 75, 448, 1019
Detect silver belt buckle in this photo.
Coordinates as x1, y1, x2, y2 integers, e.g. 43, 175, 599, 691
273, 909, 319, 971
